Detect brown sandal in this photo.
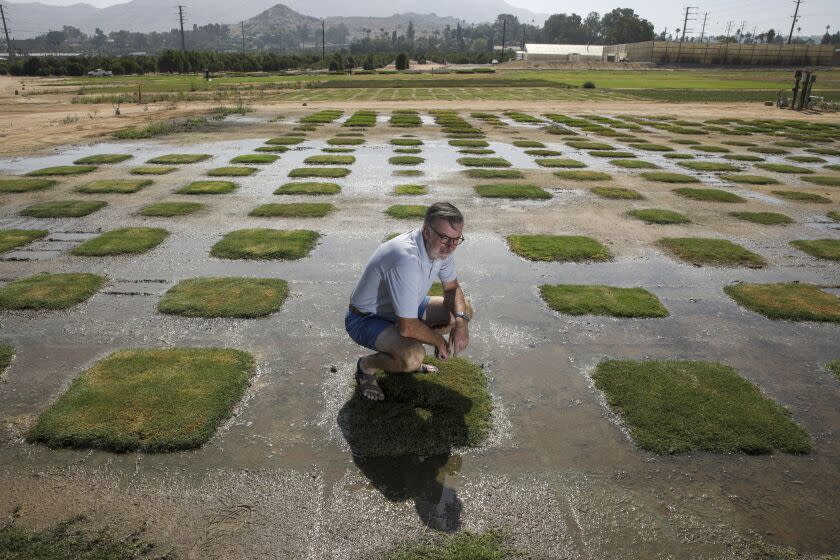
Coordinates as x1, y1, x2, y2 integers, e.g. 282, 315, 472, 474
356, 358, 384, 401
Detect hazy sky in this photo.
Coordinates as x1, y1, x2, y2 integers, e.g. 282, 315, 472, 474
24, 0, 840, 36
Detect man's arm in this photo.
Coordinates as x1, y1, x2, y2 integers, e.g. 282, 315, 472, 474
442, 279, 469, 354
397, 317, 451, 359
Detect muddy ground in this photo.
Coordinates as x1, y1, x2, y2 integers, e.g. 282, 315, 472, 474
1, 79, 839, 559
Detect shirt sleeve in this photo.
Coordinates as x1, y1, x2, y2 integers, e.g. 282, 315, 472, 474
385, 259, 421, 318
437, 255, 457, 283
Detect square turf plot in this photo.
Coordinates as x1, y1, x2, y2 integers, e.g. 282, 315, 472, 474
554, 170, 612, 181
640, 172, 700, 184
801, 175, 840, 186
327, 137, 365, 145
771, 191, 831, 204
20, 200, 106, 218
0, 344, 12, 374
507, 235, 611, 262
657, 237, 765, 267
130, 166, 178, 175
140, 202, 203, 217
626, 209, 690, 224
755, 163, 814, 174
790, 239, 840, 261
26, 348, 254, 452
265, 136, 305, 145
0, 229, 49, 253
0, 178, 57, 193
721, 174, 779, 185
0, 273, 104, 310
513, 140, 545, 148
207, 167, 257, 177
71, 227, 168, 256
449, 139, 489, 148
76, 180, 152, 194
176, 181, 237, 195
389, 156, 425, 166
394, 170, 423, 177
27, 166, 97, 176
730, 212, 793, 225
673, 188, 746, 203
338, 357, 491, 457
274, 182, 341, 195
592, 359, 811, 454
474, 184, 551, 199
255, 145, 290, 153
525, 149, 562, 156
609, 159, 660, 169
385, 204, 428, 219
394, 184, 426, 195
304, 155, 356, 165
464, 169, 524, 179
230, 154, 280, 164
248, 202, 335, 217
828, 211, 840, 222
210, 229, 319, 260
0, 229, 48, 253
457, 157, 511, 168
591, 187, 643, 199
288, 167, 351, 178
828, 361, 840, 381
629, 143, 674, 152
158, 277, 289, 318
724, 282, 840, 322
391, 138, 423, 146
678, 161, 741, 172
146, 154, 211, 164
535, 158, 586, 168
73, 154, 132, 165
540, 285, 668, 318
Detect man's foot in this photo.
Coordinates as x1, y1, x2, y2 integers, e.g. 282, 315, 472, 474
356, 357, 384, 401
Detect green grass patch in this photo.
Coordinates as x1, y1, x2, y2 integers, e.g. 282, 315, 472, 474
554, 170, 612, 181
464, 169, 524, 179
327, 137, 365, 145
459, 148, 494, 155
662, 153, 694, 160
641, 172, 700, 183
256, 145, 290, 153
773, 140, 811, 147
71, 227, 168, 256
159, 277, 289, 318
140, 201, 203, 216
626, 208, 690, 224
524, 149, 561, 156
722, 141, 757, 147
790, 239, 840, 261
395, 184, 426, 195
130, 165, 177, 175
535, 158, 585, 168
807, 147, 840, 156
449, 139, 489, 148
828, 211, 840, 222
274, 182, 341, 195
566, 141, 613, 150
323, 147, 355, 154
513, 140, 545, 148
304, 155, 356, 165
289, 167, 350, 178
0, 343, 12, 373
391, 138, 423, 146
724, 154, 764, 162
27, 348, 253, 452
211, 229, 319, 260
721, 174, 778, 185
0, 178, 57, 192
671, 139, 701, 145
730, 211, 793, 225
177, 180, 237, 194
383, 532, 516, 560
678, 161, 741, 172
593, 359, 811, 454
801, 175, 840, 186
146, 153, 210, 164
591, 187, 643, 199
749, 146, 789, 155
207, 166, 257, 177
756, 163, 814, 174
0, 273, 104, 310
385, 204, 428, 219
507, 234, 611, 262
249, 202, 335, 217
629, 143, 673, 152
474, 184, 550, 199
827, 360, 840, 380
691, 145, 730, 153
20, 200, 106, 218
27, 165, 97, 176
771, 191, 831, 203
266, 136, 305, 145
589, 150, 635, 158
787, 155, 826, 163
0, 229, 48, 253
540, 284, 667, 318
610, 159, 660, 169
389, 156, 425, 166
394, 148, 422, 154
395, 170, 423, 177
73, 154, 132, 165
300, 109, 342, 123
339, 356, 490, 457
725, 282, 840, 322
230, 154, 279, 164
76, 179, 151, 194
657, 237, 764, 267
458, 157, 511, 168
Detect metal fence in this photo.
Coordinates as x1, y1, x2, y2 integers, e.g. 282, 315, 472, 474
603, 41, 836, 66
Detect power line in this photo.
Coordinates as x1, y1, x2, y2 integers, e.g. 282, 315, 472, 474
699, 12, 708, 42
787, 0, 802, 43
177, 5, 186, 52
680, 6, 697, 42
240, 21, 245, 51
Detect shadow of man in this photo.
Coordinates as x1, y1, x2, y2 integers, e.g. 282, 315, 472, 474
338, 367, 474, 532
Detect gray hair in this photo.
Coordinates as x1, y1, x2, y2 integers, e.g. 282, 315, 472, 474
424, 202, 464, 228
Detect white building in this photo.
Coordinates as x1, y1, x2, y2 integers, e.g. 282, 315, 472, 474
522, 43, 604, 62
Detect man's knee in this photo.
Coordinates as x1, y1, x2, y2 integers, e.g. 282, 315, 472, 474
399, 343, 426, 372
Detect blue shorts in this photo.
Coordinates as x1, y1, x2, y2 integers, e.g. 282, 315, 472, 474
345, 296, 431, 350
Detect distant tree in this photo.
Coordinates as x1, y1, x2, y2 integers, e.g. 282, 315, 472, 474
766, 28, 776, 43
600, 8, 654, 44
582, 12, 601, 43
395, 52, 409, 70
456, 22, 465, 49
363, 53, 375, 70
543, 13, 584, 43
407, 20, 415, 43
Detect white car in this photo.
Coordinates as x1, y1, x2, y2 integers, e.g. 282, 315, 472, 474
87, 68, 113, 77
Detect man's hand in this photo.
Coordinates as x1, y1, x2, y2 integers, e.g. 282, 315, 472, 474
449, 319, 469, 355
435, 338, 451, 361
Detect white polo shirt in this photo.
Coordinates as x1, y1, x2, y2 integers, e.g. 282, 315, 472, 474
349, 228, 457, 321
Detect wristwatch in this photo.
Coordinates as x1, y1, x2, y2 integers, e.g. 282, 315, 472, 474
455, 311, 470, 322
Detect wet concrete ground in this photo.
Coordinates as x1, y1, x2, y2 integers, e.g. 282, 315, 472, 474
1, 110, 839, 558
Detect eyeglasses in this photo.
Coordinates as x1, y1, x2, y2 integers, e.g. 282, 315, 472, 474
428, 224, 465, 246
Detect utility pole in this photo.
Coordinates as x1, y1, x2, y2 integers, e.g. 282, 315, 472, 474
501, 17, 506, 56
680, 6, 697, 42
725, 21, 732, 40
321, 19, 325, 62
177, 5, 186, 52
0, 4, 13, 60
787, 0, 802, 44
240, 22, 246, 51
699, 12, 708, 42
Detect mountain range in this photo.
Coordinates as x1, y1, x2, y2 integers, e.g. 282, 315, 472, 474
5, 0, 548, 39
